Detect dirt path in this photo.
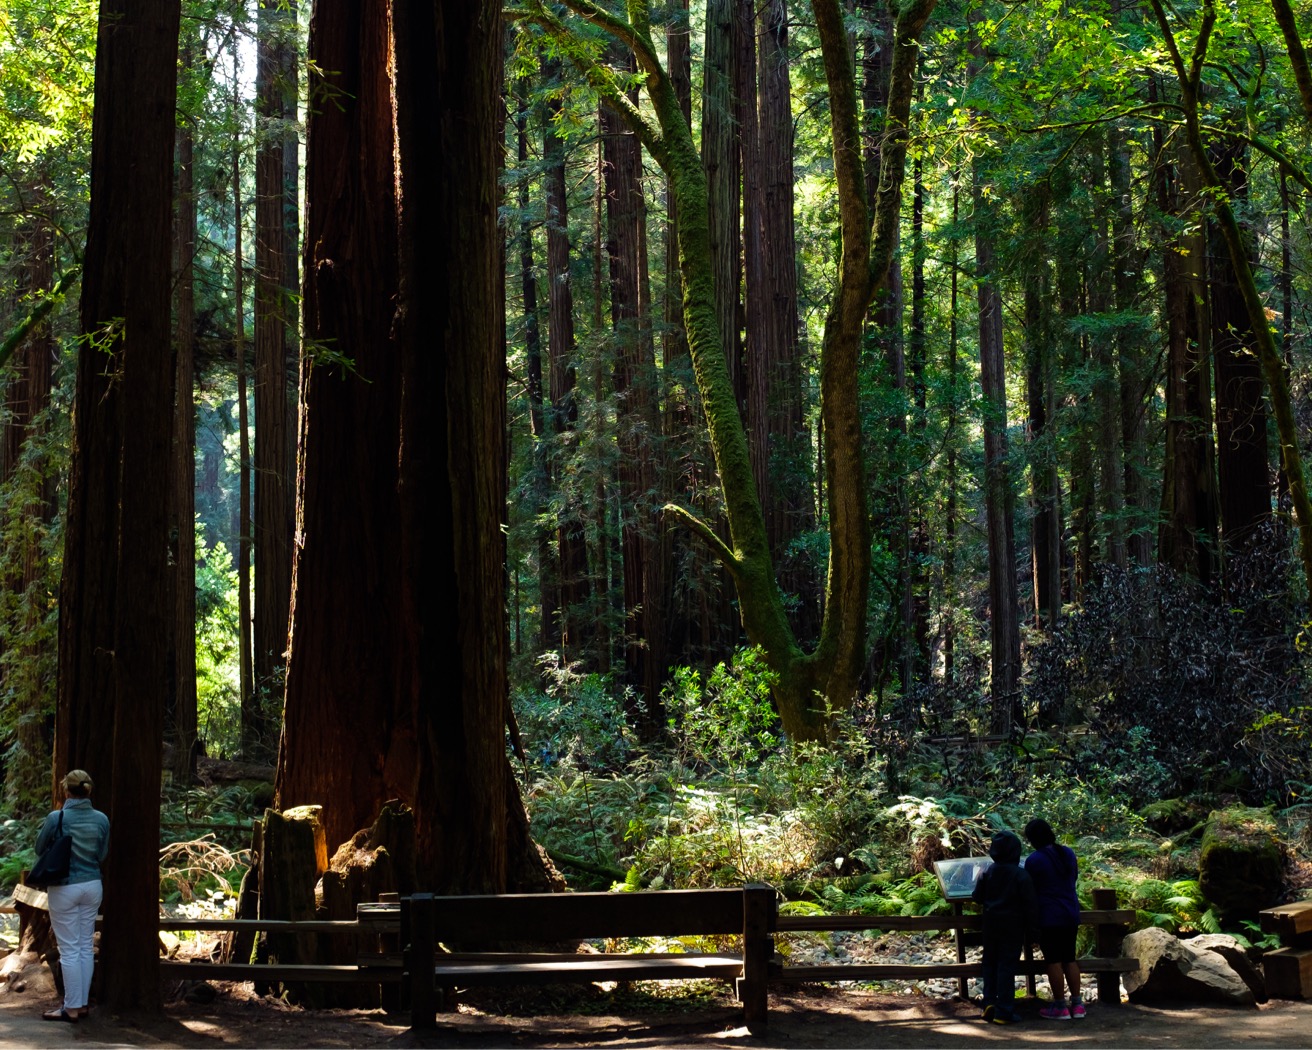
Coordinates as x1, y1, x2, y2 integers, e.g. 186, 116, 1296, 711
1, 982, 1310, 1048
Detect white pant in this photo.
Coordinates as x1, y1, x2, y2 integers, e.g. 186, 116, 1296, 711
47, 880, 102, 1011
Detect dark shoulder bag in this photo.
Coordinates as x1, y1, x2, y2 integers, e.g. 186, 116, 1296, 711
27, 812, 72, 888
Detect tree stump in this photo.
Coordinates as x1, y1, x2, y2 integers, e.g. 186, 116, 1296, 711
1199, 807, 1285, 917
255, 806, 327, 1002
317, 800, 415, 1008
11, 883, 60, 997
220, 819, 262, 966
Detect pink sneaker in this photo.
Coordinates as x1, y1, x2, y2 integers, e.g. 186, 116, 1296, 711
1039, 1004, 1071, 1020
1070, 1001, 1086, 1019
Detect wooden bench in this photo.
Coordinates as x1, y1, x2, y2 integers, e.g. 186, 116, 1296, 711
400, 886, 773, 1033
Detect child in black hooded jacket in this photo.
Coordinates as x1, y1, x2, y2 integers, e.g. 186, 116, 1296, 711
971, 829, 1039, 1024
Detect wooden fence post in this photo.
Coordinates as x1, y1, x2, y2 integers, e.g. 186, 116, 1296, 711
740, 884, 773, 1034
405, 893, 438, 1030
952, 901, 969, 1000
1092, 887, 1124, 1006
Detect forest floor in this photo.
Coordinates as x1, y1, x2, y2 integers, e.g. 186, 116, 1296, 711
1, 968, 1310, 1049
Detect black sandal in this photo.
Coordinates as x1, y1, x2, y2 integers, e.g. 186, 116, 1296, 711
41, 1008, 78, 1023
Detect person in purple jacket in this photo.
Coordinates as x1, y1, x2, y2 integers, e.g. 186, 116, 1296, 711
1024, 817, 1084, 1019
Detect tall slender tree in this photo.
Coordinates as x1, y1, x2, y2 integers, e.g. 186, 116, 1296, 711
253, 0, 298, 697
170, 64, 199, 783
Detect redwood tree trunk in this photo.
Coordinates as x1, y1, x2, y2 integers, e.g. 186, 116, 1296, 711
1208, 144, 1272, 570
276, 0, 402, 854
702, 0, 745, 413
1023, 193, 1061, 629
57, 0, 181, 1010
974, 159, 1021, 726
1156, 130, 1218, 583
2, 181, 56, 810
602, 64, 665, 724
279, 0, 548, 891
253, 0, 297, 696
543, 70, 591, 662
391, 0, 516, 891
1089, 141, 1127, 570
171, 102, 199, 783
751, 0, 815, 642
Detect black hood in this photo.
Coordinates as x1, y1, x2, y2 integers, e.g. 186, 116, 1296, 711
989, 830, 1023, 864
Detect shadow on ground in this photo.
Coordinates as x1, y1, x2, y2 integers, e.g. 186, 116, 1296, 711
1, 980, 1308, 1048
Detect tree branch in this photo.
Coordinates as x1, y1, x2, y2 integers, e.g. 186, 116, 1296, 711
662, 502, 740, 576
513, 4, 667, 164
0, 267, 79, 371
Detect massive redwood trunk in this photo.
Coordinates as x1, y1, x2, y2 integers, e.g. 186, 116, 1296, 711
278, 0, 549, 891
277, 0, 401, 855
56, 0, 181, 1011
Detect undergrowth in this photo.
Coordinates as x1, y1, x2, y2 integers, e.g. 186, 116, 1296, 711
516, 642, 1311, 946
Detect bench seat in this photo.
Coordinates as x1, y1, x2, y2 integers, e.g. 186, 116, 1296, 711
431, 951, 745, 985
159, 960, 403, 983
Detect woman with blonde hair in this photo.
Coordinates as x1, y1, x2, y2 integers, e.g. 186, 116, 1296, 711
34, 769, 110, 1023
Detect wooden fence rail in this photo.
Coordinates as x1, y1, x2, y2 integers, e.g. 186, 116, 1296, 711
150, 884, 1137, 1033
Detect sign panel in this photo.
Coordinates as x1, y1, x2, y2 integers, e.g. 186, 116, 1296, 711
932, 856, 992, 901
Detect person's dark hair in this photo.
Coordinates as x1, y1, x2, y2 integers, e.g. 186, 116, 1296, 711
1024, 818, 1056, 848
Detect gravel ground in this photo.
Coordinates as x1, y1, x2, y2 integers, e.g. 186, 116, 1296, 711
786, 929, 1110, 1003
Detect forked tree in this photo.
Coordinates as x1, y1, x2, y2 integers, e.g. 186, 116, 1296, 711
520, 0, 936, 741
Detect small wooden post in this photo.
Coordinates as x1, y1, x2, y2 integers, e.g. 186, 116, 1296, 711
380, 891, 402, 1013
1092, 887, 1124, 1006
405, 893, 438, 1030
952, 901, 969, 1000
739, 884, 773, 1035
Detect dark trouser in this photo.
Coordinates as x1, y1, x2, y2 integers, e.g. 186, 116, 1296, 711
981, 932, 1024, 1014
